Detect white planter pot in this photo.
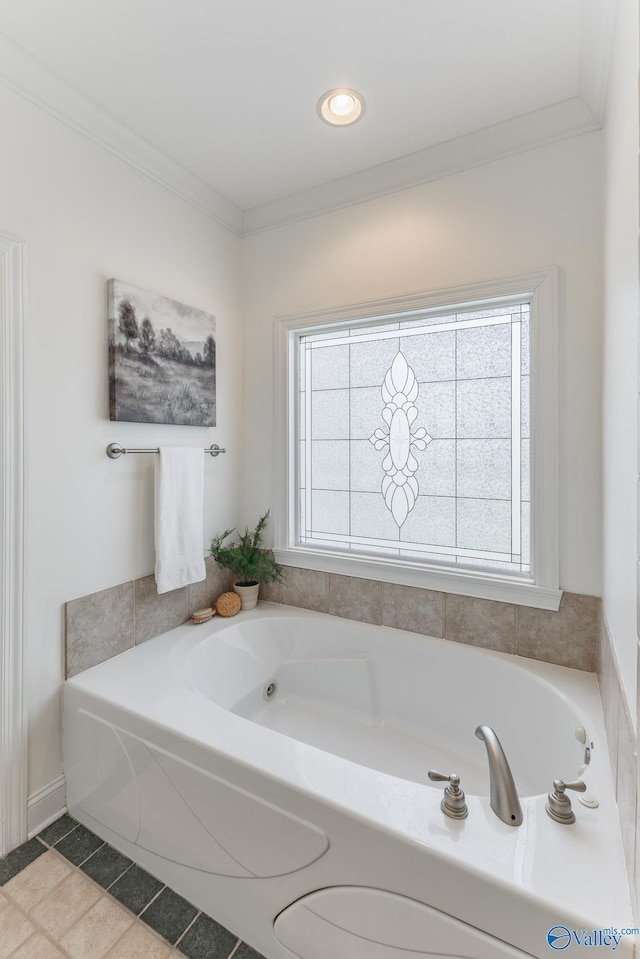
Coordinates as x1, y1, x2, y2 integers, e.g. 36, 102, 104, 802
233, 582, 260, 610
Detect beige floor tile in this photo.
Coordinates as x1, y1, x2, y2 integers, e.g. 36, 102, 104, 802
31, 870, 102, 940
4, 851, 72, 911
10, 932, 68, 959
104, 922, 172, 959
0, 903, 36, 959
60, 895, 134, 959
0, 890, 9, 911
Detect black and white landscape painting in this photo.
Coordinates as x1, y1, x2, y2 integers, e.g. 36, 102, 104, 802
108, 279, 216, 426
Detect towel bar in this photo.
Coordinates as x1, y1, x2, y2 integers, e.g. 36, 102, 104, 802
107, 443, 226, 459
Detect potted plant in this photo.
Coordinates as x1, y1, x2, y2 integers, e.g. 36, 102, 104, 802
209, 510, 283, 610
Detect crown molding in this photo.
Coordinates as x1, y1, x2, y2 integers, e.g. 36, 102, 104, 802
0, 30, 603, 239
0, 32, 244, 236
242, 97, 600, 235
579, 0, 616, 124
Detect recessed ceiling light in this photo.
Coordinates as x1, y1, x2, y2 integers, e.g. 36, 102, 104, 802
317, 88, 366, 127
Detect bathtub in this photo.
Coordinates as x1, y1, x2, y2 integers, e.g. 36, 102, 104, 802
64, 604, 633, 959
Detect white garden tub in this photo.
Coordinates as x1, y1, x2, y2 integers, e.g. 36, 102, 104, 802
64, 604, 634, 959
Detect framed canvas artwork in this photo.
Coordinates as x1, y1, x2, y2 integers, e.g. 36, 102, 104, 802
108, 279, 216, 426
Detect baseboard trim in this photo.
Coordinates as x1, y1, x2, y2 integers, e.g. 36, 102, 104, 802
27, 774, 66, 838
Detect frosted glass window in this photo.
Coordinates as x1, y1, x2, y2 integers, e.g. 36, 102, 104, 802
456, 439, 511, 499
456, 325, 512, 379
310, 389, 350, 439
456, 379, 512, 438
401, 331, 456, 382
296, 300, 531, 574
351, 492, 402, 540
349, 338, 401, 387
350, 441, 387, 493
400, 496, 457, 549
456, 499, 513, 554
311, 441, 349, 490
311, 344, 350, 390
418, 440, 455, 497
521, 376, 530, 439
415, 381, 456, 438
311, 490, 350, 534
350, 386, 383, 439
521, 439, 530, 501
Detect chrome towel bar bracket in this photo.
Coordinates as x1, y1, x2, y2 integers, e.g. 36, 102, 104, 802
107, 443, 226, 459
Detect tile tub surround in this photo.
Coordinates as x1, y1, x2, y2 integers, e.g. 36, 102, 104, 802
244, 568, 598, 670
597, 608, 639, 918
0, 815, 265, 959
65, 557, 228, 678
66, 563, 599, 677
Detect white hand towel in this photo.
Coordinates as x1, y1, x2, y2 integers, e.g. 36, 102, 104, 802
155, 447, 206, 594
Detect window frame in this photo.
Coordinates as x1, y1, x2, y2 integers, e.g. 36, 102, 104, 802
273, 269, 561, 610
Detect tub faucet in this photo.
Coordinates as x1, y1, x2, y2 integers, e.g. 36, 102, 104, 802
475, 725, 523, 826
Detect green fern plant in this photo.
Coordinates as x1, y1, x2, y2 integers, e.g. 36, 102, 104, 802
209, 510, 283, 586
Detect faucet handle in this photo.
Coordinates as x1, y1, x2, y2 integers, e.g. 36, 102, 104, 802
428, 770, 468, 819
546, 778, 587, 824
428, 770, 458, 784
555, 779, 587, 793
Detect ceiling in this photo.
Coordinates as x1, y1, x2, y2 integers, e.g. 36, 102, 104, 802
0, 0, 614, 234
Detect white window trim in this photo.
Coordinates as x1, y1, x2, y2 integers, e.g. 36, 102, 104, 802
273, 269, 561, 611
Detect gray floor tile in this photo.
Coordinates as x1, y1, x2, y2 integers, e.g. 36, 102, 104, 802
1, 814, 266, 959
0, 837, 46, 884
141, 886, 198, 944
80, 842, 133, 889
54, 824, 104, 866
177, 914, 238, 959
109, 863, 164, 915
37, 814, 79, 847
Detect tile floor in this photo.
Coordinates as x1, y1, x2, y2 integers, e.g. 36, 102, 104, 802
0, 815, 264, 959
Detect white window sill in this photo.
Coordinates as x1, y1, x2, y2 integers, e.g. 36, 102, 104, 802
274, 547, 563, 611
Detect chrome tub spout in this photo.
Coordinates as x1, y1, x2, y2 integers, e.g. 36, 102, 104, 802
475, 725, 523, 826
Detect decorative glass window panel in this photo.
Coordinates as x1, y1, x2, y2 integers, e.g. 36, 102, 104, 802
297, 302, 531, 575
275, 270, 559, 609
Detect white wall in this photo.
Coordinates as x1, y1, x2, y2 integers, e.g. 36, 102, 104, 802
0, 84, 243, 800
602, 0, 639, 717
242, 133, 603, 595
0, 72, 612, 811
